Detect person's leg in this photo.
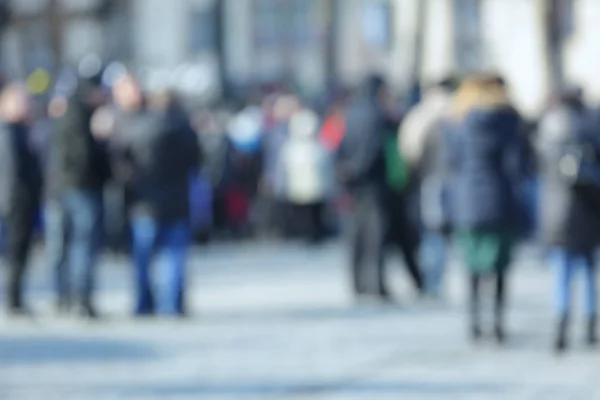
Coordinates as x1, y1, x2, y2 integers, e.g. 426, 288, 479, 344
579, 253, 597, 345
5, 203, 35, 313
157, 221, 191, 315
494, 269, 507, 343
350, 195, 366, 295
550, 248, 573, 351
363, 194, 387, 298
470, 273, 482, 341
45, 201, 69, 311
386, 192, 423, 294
422, 231, 447, 297
308, 202, 325, 244
131, 215, 158, 316
64, 191, 103, 317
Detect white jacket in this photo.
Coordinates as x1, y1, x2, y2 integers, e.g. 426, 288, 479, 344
277, 110, 333, 204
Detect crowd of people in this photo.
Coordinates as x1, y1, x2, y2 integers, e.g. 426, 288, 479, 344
342, 74, 600, 354
1, 63, 600, 355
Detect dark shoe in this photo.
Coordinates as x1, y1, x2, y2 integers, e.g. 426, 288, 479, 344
555, 317, 569, 354
471, 325, 483, 343
494, 324, 506, 345
57, 298, 72, 315
78, 304, 100, 320
8, 305, 33, 318
587, 316, 598, 347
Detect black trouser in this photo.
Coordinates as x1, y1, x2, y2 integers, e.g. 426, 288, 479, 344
5, 198, 36, 311
350, 190, 387, 295
384, 190, 424, 293
289, 202, 326, 243
469, 270, 506, 330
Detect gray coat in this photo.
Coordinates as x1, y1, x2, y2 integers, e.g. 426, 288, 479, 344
537, 102, 600, 253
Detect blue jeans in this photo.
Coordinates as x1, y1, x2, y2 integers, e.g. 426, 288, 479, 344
61, 190, 103, 305
550, 249, 597, 318
421, 232, 448, 296
44, 202, 68, 304
131, 217, 191, 316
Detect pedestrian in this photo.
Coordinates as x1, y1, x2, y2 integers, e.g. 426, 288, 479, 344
113, 81, 202, 316
47, 76, 111, 318
536, 87, 600, 352
337, 75, 416, 301
260, 94, 300, 238
0, 84, 42, 315
399, 77, 458, 298
449, 75, 524, 343
276, 108, 333, 243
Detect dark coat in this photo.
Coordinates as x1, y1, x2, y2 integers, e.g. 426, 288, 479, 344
337, 77, 389, 193
0, 122, 41, 216
116, 106, 202, 223
536, 101, 600, 253
450, 101, 523, 230
49, 94, 111, 196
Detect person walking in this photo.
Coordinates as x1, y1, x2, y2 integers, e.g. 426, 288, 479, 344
276, 108, 333, 243
0, 84, 42, 315
47, 77, 111, 318
536, 87, 600, 352
112, 81, 202, 316
449, 75, 524, 343
338, 76, 417, 301
399, 77, 458, 297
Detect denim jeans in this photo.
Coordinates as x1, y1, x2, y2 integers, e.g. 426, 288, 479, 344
44, 202, 68, 305
61, 190, 103, 306
421, 231, 448, 296
549, 249, 597, 318
131, 216, 191, 315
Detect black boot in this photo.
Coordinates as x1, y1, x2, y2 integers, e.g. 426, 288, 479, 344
494, 322, 506, 345
471, 324, 483, 343
555, 316, 569, 353
587, 316, 598, 347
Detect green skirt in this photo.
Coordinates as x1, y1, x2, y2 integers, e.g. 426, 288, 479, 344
457, 228, 514, 274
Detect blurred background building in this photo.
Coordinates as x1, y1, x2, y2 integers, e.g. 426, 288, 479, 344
0, 0, 599, 115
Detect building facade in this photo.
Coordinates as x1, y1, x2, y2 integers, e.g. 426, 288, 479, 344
2, 0, 600, 114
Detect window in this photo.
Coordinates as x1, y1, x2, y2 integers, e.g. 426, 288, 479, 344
254, 0, 313, 49
190, 7, 217, 53
361, 0, 393, 50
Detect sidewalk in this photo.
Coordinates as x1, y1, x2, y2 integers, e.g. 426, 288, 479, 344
0, 242, 599, 400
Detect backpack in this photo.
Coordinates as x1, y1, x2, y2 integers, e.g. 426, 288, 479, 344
559, 135, 600, 205
384, 132, 409, 192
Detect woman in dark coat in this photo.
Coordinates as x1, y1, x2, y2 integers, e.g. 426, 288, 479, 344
536, 89, 600, 352
449, 75, 524, 344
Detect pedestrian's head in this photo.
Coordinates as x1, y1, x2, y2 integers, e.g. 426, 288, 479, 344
0, 83, 30, 123
113, 73, 143, 112
450, 74, 510, 119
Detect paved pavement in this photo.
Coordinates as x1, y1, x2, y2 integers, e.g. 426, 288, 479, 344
0, 242, 599, 400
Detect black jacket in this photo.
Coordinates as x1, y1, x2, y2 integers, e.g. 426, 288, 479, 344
115, 106, 202, 222
537, 101, 600, 253
0, 122, 42, 215
49, 93, 111, 196
337, 77, 389, 193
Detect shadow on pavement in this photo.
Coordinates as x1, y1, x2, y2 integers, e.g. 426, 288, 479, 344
106, 380, 505, 397
0, 337, 157, 365
188, 303, 465, 324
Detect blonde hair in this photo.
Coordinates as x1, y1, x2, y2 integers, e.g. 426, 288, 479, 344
450, 75, 510, 120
